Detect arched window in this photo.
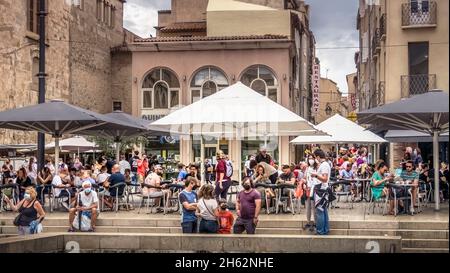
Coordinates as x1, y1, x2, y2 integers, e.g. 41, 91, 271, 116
141, 68, 180, 109
190, 67, 229, 103
240, 65, 278, 102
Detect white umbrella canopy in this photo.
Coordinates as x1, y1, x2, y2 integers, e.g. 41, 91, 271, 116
291, 114, 387, 144
151, 82, 323, 139
45, 136, 97, 152
151, 81, 324, 183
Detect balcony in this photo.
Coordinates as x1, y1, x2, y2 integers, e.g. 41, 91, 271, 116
402, 1, 437, 28
401, 74, 436, 98
380, 14, 386, 41
371, 28, 381, 59
376, 81, 385, 106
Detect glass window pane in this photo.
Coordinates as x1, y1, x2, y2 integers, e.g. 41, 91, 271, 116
259, 67, 277, 86
154, 82, 168, 109
192, 89, 201, 103
241, 67, 258, 87
202, 81, 217, 98
191, 69, 209, 87
142, 69, 160, 88
143, 90, 152, 108
170, 90, 179, 108
210, 69, 228, 86
268, 88, 277, 102
251, 79, 267, 96
162, 69, 180, 88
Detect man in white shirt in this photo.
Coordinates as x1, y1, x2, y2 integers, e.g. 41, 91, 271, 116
51, 168, 73, 210
119, 154, 131, 175
68, 181, 99, 232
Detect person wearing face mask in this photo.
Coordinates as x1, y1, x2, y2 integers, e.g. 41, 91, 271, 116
4, 187, 45, 235
233, 177, 261, 234
216, 198, 234, 234
310, 149, 332, 235
303, 154, 318, 231
179, 177, 199, 233
68, 181, 99, 232
142, 165, 169, 213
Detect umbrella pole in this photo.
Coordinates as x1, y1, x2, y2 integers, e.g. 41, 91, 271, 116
433, 130, 440, 211
200, 137, 205, 185
55, 137, 60, 175
115, 142, 120, 164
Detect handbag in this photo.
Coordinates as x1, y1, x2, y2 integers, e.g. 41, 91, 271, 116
13, 214, 21, 226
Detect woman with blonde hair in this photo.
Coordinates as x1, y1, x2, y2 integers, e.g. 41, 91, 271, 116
214, 150, 231, 200
196, 184, 219, 233
4, 187, 45, 235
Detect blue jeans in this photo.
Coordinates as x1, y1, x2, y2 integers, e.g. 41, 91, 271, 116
315, 208, 329, 235
181, 221, 198, 233
199, 219, 218, 233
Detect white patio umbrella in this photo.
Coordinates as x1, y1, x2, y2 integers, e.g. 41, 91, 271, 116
45, 136, 97, 156
291, 114, 387, 160
151, 82, 324, 182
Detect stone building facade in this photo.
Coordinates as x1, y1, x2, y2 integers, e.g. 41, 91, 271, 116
0, 0, 130, 145
112, 0, 317, 174
355, 0, 449, 165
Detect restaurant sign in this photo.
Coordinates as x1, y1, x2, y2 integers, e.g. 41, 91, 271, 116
311, 61, 320, 115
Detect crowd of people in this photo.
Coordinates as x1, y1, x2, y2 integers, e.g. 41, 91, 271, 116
0, 144, 448, 236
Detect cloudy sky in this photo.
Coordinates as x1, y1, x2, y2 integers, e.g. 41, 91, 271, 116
123, 0, 359, 93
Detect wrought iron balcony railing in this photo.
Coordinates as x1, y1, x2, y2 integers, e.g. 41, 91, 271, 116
402, 1, 437, 27
401, 74, 436, 98
380, 13, 386, 40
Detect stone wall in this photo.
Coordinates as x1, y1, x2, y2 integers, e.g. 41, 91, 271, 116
111, 51, 132, 114
68, 0, 125, 114
0, 0, 71, 144
0, 0, 126, 145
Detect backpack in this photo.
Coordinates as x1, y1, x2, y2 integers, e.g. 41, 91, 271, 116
225, 160, 233, 178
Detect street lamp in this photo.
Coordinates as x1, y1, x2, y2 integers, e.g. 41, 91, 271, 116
325, 104, 332, 116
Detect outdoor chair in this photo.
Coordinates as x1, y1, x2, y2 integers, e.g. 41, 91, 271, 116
275, 183, 296, 215
137, 184, 166, 214
255, 183, 277, 214
51, 186, 72, 212
330, 180, 354, 209
38, 184, 53, 210
365, 184, 388, 215
166, 183, 184, 214
227, 180, 240, 205
125, 183, 141, 207
102, 182, 129, 213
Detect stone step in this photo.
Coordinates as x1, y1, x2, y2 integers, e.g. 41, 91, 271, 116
1, 217, 447, 230
1, 225, 447, 240
399, 222, 449, 230
402, 248, 449, 253
0, 233, 403, 253
402, 239, 449, 249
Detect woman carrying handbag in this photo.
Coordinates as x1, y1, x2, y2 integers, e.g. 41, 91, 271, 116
4, 187, 45, 235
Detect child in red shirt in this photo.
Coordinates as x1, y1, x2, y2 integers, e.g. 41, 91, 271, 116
216, 199, 234, 234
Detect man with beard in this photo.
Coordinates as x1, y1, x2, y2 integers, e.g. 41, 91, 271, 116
233, 177, 261, 234
142, 165, 170, 213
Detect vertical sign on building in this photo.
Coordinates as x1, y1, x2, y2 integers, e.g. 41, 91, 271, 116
350, 93, 356, 111
311, 60, 320, 115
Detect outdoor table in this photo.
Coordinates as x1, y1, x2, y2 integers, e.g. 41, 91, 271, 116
390, 182, 415, 215
344, 178, 371, 202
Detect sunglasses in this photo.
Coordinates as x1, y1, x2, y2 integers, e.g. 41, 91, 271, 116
406, 166, 413, 168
